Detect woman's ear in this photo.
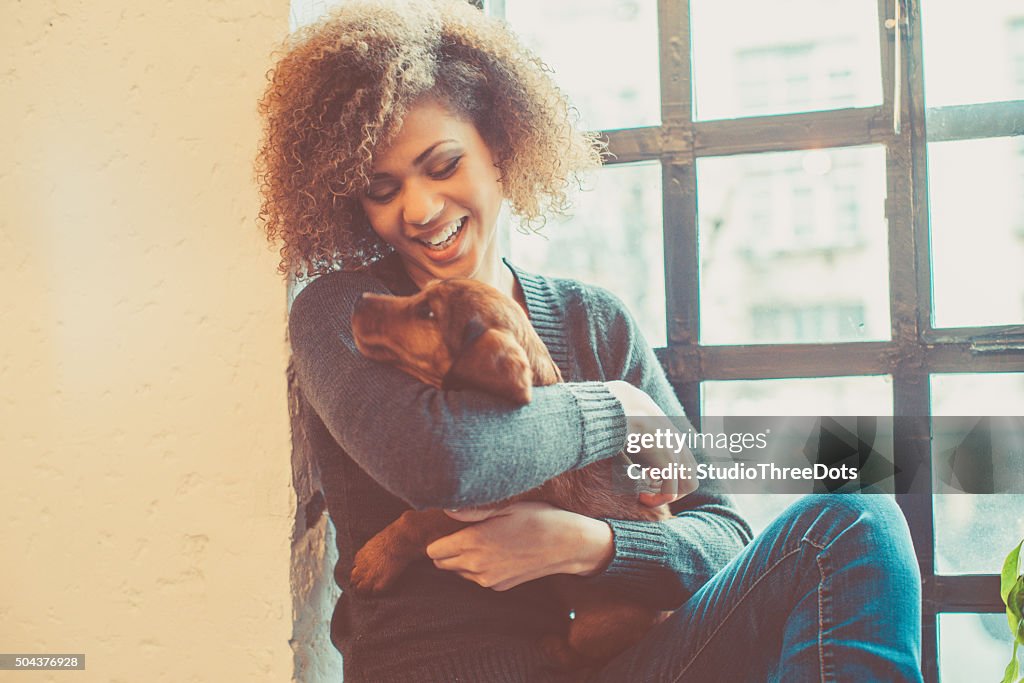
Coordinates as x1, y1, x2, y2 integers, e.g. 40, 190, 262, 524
445, 328, 533, 405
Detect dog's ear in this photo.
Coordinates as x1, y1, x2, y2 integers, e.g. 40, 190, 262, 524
446, 328, 533, 405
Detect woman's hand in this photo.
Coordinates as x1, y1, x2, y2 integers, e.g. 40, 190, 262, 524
605, 380, 699, 505
425, 503, 614, 591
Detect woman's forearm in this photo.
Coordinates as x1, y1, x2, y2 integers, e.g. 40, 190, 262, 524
586, 285, 754, 605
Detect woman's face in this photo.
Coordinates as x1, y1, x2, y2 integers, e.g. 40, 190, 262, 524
360, 99, 505, 288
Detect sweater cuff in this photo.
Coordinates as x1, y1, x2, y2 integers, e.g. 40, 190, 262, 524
600, 518, 672, 588
564, 381, 627, 467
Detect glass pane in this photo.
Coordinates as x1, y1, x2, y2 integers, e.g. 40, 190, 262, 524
505, 0, 660, 131
931, 373, 1024, 574
508, 162, 666, 345
290, 0, 340, 30
703, 376, 893, 533
702, 376, 894, 417
698, 146, 890, 345
939, 614, 1017, 682
921, 0, 1024, 108
690, 0, 882, 120
928, 137, 1024, 328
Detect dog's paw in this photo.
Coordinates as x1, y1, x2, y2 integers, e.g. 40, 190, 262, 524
350, 542, 402, 595
349, 560, 392, 595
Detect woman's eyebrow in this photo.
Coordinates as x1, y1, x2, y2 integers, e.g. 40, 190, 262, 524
413, 139, 457, 166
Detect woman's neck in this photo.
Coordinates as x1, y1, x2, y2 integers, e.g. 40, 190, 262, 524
472, 255, 512, 295
475, 254, 528, 312
403, 252, 526, 312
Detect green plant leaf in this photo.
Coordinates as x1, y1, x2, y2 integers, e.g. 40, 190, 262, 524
1001, 635, 1019, 683
1003, 540, 1023, 604
1009, 575, 1024, 645
1011, 577, 1024, 619
1003, 540, 1024, 683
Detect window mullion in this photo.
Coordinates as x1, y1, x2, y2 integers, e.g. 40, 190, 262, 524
925, 100, 1024, 142
659, 0, 701, 417
898, 0, 940, 680
681, 342, 895, 383
658, 0, 692, 125
602, 128, 663, 165
694, 108, 890, 157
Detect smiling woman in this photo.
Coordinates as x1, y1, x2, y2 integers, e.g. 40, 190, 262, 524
255, 0, 602, 280
257, 1, 923, 682
358, 101, 509, 293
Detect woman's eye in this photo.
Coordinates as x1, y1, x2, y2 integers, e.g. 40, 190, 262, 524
365, 188, 398, 204
414, 301, 435, 320
429, 157, 461, 180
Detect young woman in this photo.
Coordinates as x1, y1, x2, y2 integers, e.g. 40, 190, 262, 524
257, 1, 923, 680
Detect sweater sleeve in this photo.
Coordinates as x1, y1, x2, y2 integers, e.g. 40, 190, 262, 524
287, 270, 627, 510
582, 286, 753, 609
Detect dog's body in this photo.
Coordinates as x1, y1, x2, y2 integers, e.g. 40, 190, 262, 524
349, 278, 672, 670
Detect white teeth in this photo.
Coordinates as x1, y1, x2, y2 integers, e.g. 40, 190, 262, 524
427, 223, 458, 245
420, 218, 464, 249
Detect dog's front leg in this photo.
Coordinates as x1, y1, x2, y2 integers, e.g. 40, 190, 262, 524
350, 509, 467, 594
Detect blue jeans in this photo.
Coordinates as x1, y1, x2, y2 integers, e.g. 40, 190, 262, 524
588, 495, 923, 682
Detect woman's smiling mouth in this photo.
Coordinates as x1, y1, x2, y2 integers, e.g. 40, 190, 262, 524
416, 216, 467, 255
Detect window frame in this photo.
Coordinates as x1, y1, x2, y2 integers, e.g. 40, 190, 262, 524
491, 0, 1023, 680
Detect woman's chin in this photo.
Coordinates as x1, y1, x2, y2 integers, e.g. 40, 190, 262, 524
397, 220, 501, 286
401, 250, 479, 286
410, 243, 480, 281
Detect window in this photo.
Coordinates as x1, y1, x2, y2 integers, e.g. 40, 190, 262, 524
690, 0, 882, 120
750, 303, 868, 344
495, 1, 1024, 681
287, 1, 1022, 679
508, 161, 667, 344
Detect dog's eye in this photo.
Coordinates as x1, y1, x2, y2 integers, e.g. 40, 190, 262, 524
414, 301, 435, 320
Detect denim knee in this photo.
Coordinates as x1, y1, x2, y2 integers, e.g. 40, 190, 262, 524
787, 495, 921, 588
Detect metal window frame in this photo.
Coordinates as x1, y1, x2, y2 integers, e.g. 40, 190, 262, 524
490, 0, 1024, 679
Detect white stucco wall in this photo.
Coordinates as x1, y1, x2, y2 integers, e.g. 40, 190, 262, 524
1, 1, 294, 680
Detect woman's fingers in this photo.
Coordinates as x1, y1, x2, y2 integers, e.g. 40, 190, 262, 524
606, 381, 700, 501
443, 507, 504, 522
426, 503, 597, 591
426, 532, 467, 560
430, 555, 462, 570
638, 491, 683, 507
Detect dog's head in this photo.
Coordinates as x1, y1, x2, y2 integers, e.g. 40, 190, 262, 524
351, 279, 561, 405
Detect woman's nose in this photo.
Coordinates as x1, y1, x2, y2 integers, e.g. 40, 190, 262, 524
402, 183, 445, 227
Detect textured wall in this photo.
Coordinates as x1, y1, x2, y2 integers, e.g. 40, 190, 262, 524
1, 1, 294, 681
287, 359, 345, 682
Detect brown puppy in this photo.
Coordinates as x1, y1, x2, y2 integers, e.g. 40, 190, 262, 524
350, 278, 673, 671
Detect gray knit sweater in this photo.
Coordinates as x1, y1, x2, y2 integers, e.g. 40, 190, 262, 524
287, 255, 752, 682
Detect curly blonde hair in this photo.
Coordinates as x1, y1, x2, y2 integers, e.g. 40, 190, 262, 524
256, 0, 604, 278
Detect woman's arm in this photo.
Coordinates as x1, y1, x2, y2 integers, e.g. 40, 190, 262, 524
424, 283, 752, 605
582, 286, 754, 609
288, 270, 627, 510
